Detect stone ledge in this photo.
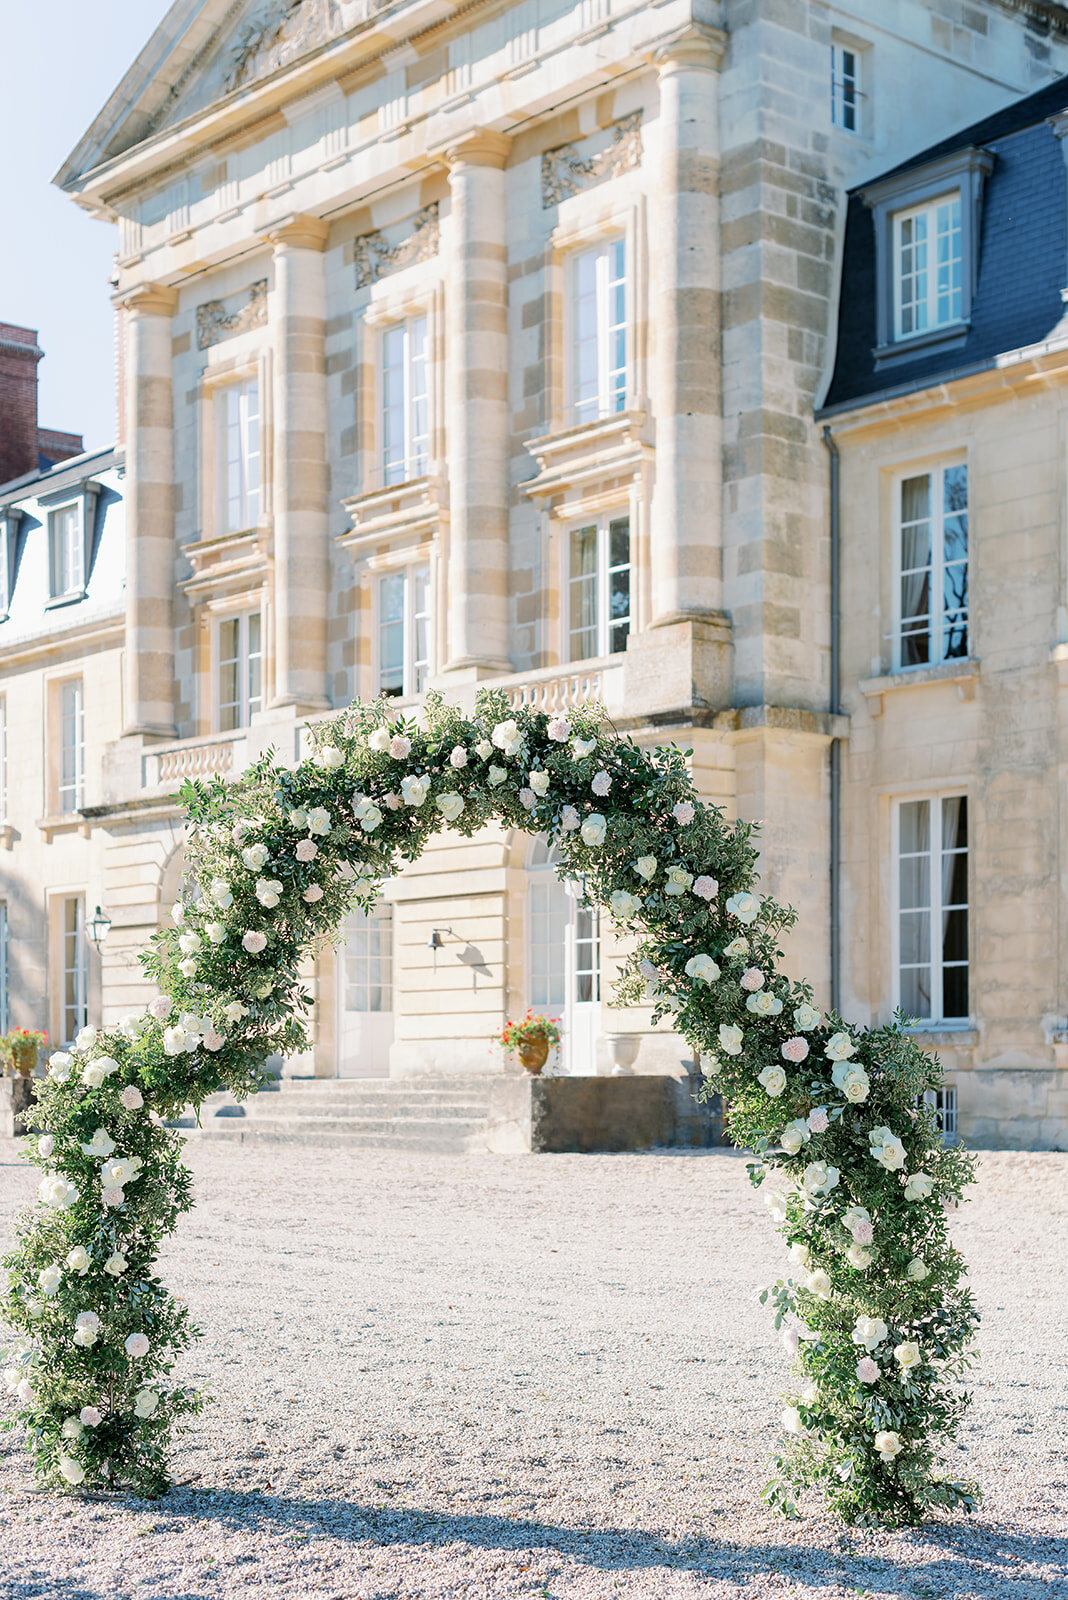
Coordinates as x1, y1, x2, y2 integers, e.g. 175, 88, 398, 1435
480, 1074, 722, 1154
859, 659, 979, 716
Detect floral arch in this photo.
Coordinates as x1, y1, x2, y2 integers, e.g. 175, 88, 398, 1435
2, 691, 979, 1526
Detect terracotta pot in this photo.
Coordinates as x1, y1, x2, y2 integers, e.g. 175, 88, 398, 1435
516, 1037, 550, 1075
10, 1041, 38, 1078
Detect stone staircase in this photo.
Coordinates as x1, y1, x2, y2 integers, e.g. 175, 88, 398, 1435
180, 1075, 498, 1154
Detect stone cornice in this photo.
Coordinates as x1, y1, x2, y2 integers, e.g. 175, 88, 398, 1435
651, 21, 727, 73
444, 130, 512, 170
261, 211, 330, 250
114, 281, 178, 316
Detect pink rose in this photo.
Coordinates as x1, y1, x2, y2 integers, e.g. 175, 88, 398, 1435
591, 771, 611, 797
807, 1108, 829, 1134
75, 1313, 100, 1333
16, 1379, 32, 1403
781, 1037, 810, 1064
449, 746, 468, 769
385, 792, 402, 810
302, 885, 324, 903
740, 968, 764, 992
851, 1219, 874, 1246
124, 1333, 149, 1359
560, 806, 580, 831
102, 1186, 125, 1209
547, 717, 571, 742
202, 1030, 225, 1053
79, 1406, 101, 1427
150, 997, 171, 1020
242, 931, 267, 954
519, 788, 536, 811
120, 1086, 144, 1111
780, 1327, 800, 1357
672, 802, 695, 825
389, 734, 411, 760
693, 876, 718, 900
856, 1357, 880, 1384
295, 838, 318, 862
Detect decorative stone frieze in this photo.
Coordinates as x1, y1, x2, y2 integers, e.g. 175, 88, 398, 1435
541, 112, 642, 207
353, 204, 440, 289
224, 0, 343, 93
195, 280, 268, 350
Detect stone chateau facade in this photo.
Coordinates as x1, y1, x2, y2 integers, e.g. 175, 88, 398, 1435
2, 0, 1067, 1143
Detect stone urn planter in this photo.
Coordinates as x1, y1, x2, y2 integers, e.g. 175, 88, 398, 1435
604, 1034, 641, 1077
517, 1037, 550, 1075
9, 1039, 38, 1077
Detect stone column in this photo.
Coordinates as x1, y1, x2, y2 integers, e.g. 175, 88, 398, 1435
648, 24, 726, 627
442, 132, 513, 675
119, 282, 178, 737
266, 213, 331, 712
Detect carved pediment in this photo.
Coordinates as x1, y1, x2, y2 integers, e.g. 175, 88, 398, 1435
354, 204, 440, 289
196, 281, 268, 350
224, 0, 344, 93
542, 113, 643, 208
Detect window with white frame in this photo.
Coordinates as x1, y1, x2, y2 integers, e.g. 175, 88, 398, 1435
0, 514, 12, 616
895, 794, 968, 1024
49, 504, 83, 599
60, 895, 87, 1046
377, 565, 430, 697
568, 515, 631, 661
0, 902, 8, 1034
920, 1085, 958, 1140
342, 905, 393, 1013
571, 238, 627, 424
57, 678, 84, 814
218, 379, 261, 533
830, 42, 863, 132
217, 612, 263, 731
893, 193, 962, 341
896, 463, 968, 668
381, 317, 428, 486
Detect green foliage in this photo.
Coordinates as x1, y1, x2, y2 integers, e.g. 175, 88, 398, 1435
1, 693, 980, 1521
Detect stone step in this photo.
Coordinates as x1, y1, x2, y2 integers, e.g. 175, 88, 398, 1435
198, 1124, 485, 1153
241, 1100, 490, 1121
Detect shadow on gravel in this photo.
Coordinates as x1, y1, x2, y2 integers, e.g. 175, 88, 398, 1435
138, 1488, 1068, 1587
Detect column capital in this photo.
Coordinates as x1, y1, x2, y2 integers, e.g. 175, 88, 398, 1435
444, 129, 511, 171
651, 22, 726, 75
262, 212, 330, 251
114, 281, 178, 317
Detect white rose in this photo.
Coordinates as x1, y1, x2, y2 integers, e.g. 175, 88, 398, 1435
401, 775, 430, 808
684, 954, 721, 985
789, 1242, 810, 1271
529, 770, 550, 796
781, 1406, 805, 1435
633, 856, 657, 881
571, 737, 597, 759
487, 765, 508, 788
824, 1030, 856, 1061
757, 1064, 787, 1098
793, 1003, 821, 1031
491, 719, 522, 756
367, 727, 391, 752
287, 809, 308, 831
718, 1023, 744, 1056
894, 1341, 922, 1372
806, 1268, 833, 1300
37, 1134, 55, 1159
725, 892, 760, 924
210, 878, 233, 909
58, 1456, 86, 1485
177, 931, 201, 955
747, 991, 783, 1017
358, 804, 383, 833
255, 877, 283, 908
241, 843, 269, 871
907, 1257, 929, 1281
846, 1244, 872, 1270
82, 1064, 106, 1089
801, 1161, 839, 1197
103, 1252, 128, 1277
869, 1126, 907, 1171
664, 866, 694, 897
316, 745, 344, 770
162, 1027, 188, 1057
38, 1264, 62, 1295
875, 1429, 903, 1463
831, 1062, 870, 1102
852, 1315, 889, 1351
436, 793, 465, 823
61, 1416, 84, 1440
591, 770, 611, 797
75, 1026, 98, 1051
223, 1002, 248, 1024
580, 814, 607, 847
841, 1206, 872, 1235
903, 1171, 936, 1201
134, 1388, 160, 1418
48, 1052, 73, 1083
609, 889, 640, 920
723, 938, 749, 959
205, 921, 226, 945
780, 1119, 810, 1156
307, 807, 331, 836
38, 1175, 78, 1210
80, 1129, 115, 1159
475, 740, 493, 760
764, 1188, 789, 1222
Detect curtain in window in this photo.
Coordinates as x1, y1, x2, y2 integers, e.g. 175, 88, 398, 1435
899, 474, 931, 666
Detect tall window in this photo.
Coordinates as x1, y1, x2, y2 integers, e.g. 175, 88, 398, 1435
571, 238, 627, 424
568, 516, 631, 660
61, 896, 87, 1046
0, 902, 8, 1035
377, 565, 430, 697
830, 43, 861, 132
529, 841, 567, 1011
896, 795, 968, 1024
49, 505, 82, 599
0, 696, 6, 825
342, 905, 393, 1013
894, 193, 962, 340
58, 678, 84, 814
218, 612, 263, 731
219, 379, 261, 533
897, 463, 968, 668
381, 317, 428, 486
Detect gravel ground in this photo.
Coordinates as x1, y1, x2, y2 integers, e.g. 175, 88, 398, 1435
0, 1140, 1065, 1600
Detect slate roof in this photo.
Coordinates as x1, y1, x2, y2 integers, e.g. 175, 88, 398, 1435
0, 445, 122, 505
821, 76, 1068, 415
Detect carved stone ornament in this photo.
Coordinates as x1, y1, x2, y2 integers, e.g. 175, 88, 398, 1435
224, 0, 343, 93
196, 280, 268, 350
541, 112, 643, 208
353, 204, 440, 289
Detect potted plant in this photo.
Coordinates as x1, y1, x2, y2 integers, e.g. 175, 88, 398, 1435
1, 1027, 47, 1077
498, 1012, 561, 1076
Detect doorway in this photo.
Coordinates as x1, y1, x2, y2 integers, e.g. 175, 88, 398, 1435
527, 838, 601, 1074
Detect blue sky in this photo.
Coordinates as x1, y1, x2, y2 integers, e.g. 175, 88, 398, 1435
1, 2, 172, 452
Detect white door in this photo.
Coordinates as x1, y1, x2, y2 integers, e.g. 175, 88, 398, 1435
337, 904, 394, 1077
527, 840, 602, 1074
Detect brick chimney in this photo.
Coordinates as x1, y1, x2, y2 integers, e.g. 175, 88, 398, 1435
0, 323, 44, 485
0, 322, 85, 487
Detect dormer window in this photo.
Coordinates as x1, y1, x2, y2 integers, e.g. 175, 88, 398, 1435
38, 478, 101, 607
860, 147, 993, 364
